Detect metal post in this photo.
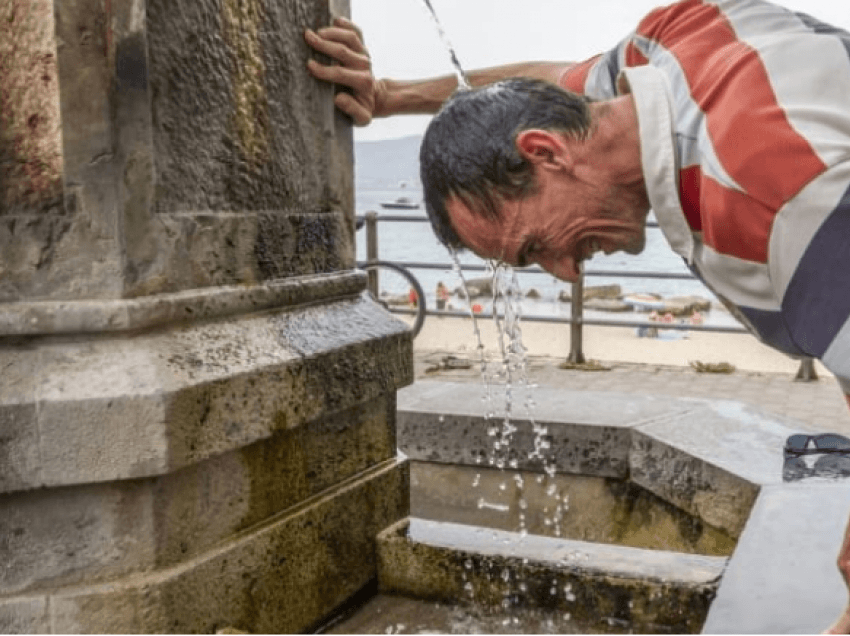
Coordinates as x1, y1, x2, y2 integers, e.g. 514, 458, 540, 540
568, 263, 586, 364
795, 357, 818, 382
365, 211, 378, 296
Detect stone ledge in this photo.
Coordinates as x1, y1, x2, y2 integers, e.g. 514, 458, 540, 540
0, 270, 365, 337
0, 458, 409, 634
397, 382, 807, 539
378, 517, 723, 634
0, 294, 412, 494
397, 383, 695, 479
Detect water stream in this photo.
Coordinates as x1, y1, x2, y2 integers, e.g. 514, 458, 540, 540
424, 0, 572, 620
449, 253, 570, 622
418, 0, 472, 90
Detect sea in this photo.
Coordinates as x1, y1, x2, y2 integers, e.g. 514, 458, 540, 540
354, 185, 742, 329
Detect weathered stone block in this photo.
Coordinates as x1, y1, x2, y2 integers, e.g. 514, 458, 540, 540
0, 597, 50, 635
0, 293, 411, 494
0, 0, 355, 301
0, 403, 41, 493
0, 374, 402, 597
0, 0, 63, 216
152, 393, 399, 569
254, 212, 351, 279
147, 0, 329, 213
38, 395, 171, 486
0, 481, 156, 596
44, 459, 409, 634
629, 400, 802, 538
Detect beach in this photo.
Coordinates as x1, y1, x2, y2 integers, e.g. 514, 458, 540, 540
410, 314, 831, 378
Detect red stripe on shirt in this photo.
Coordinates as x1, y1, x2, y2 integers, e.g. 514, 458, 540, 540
637, 0, 826, 213
559, 55, 601, 94
678, 165, 703, 232
700, 176, 773, 263
625, 41, 649, 67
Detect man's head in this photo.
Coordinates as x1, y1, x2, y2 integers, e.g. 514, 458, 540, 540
420, 78, 649, 282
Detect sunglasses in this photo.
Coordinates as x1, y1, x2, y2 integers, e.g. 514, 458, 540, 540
784, 433, 850, 456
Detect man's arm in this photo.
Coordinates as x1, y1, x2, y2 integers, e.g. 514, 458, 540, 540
305, 17, 573, 125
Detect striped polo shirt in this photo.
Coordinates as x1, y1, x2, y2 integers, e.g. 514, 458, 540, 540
560, 0, 850, 399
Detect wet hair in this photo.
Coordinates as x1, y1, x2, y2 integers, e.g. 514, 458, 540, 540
420, 78, 593, 249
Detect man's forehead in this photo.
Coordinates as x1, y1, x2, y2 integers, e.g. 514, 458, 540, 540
447, 196, 515, 259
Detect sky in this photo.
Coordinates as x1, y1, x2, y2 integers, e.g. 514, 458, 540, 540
349, 0, 849, 141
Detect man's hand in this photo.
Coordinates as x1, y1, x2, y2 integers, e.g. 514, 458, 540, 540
304, 17, 387, 126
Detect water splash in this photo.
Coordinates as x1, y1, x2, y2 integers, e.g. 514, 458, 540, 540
418, 0, 472, 90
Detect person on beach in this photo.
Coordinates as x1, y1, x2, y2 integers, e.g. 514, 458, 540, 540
305, 1, 850, 631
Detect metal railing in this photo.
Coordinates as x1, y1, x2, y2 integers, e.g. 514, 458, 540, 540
358, 211, 817, 380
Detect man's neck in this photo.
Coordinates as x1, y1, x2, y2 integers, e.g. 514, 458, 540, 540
587, 95, 651, 215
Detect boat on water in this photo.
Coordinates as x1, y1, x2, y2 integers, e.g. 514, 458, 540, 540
380, 196, 420, 210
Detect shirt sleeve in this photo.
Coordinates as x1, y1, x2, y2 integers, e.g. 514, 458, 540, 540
558, 30, 652, 99
558, 44, 624, 99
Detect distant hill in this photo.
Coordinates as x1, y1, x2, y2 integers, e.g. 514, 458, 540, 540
354, 135, 423, 189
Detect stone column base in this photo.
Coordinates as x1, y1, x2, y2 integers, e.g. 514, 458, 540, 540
0, 274, 413, 633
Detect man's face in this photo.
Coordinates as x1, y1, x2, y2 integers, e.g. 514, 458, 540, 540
447, 172, 648, 283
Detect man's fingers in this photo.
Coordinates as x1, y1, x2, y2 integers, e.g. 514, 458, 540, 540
314, 25, 367, 56
305, 29, 370, 69
334, 92, 371, 126
305, 17, 376, 126
307, 61, 374, 95
333, 16, 364, 43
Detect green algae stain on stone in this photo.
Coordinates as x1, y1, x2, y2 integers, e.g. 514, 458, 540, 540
221, 0, 269, 166
0, 0, 64, 215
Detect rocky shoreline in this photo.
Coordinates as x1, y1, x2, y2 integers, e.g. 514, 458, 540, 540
452, 278, 713, 318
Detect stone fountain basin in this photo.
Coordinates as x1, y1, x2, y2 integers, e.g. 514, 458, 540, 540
361, 380, 844, 634
410, 462, 736, 557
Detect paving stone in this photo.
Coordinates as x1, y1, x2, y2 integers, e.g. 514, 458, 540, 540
703, 483, 850, 634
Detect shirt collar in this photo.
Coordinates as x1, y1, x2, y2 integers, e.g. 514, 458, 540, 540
618, 66, 694, 264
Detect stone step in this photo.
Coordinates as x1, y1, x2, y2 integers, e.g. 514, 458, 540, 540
377, 517, 727, 634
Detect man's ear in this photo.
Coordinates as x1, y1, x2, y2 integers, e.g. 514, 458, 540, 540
516, 129, 572, 171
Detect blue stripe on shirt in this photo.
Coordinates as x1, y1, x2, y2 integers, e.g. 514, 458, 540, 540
737, 306, 807, 357
781, 183, 850, 358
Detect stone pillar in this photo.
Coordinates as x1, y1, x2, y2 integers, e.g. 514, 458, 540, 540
0, 0, 411, 632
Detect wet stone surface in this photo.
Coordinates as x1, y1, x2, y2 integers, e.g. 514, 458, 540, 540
324, 594, 589, 634
374, 518, 722, 634
410, 462, 736, 557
